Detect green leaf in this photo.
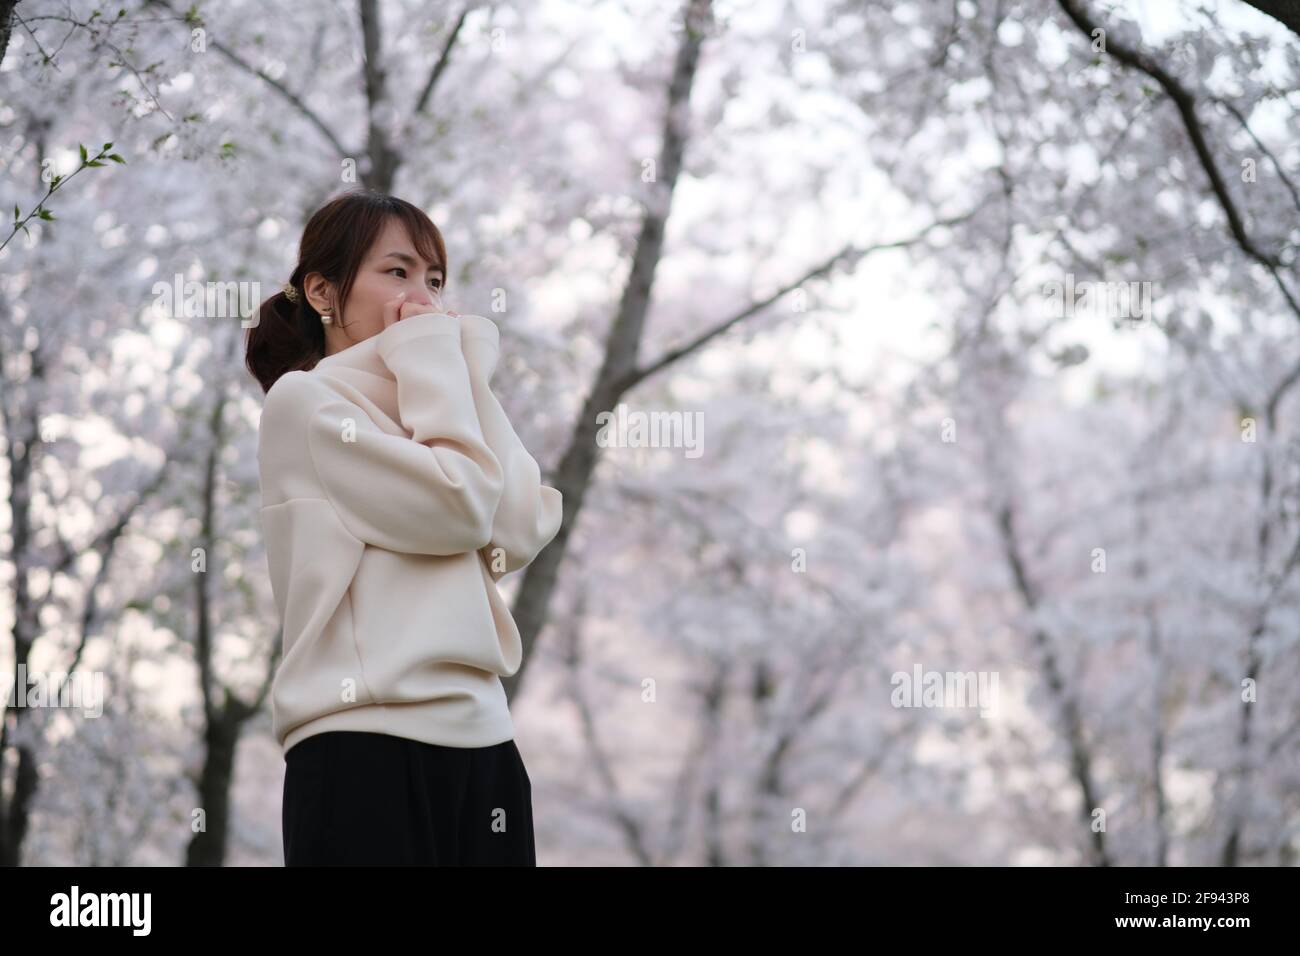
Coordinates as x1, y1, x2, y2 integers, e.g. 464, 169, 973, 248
108, 153, 125, 164
85, 160, 106, 167
79, 143, 88, 163
37, 209, 54, 221
13, 204, 18, 221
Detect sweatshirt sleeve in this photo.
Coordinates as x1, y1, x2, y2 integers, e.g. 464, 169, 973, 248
303, 312, 505, 556
458, 315, 564, 581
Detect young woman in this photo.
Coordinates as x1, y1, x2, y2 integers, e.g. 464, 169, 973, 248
245, 190, 562, 866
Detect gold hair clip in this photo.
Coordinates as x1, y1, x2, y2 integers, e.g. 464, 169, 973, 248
282, 282, 299, 302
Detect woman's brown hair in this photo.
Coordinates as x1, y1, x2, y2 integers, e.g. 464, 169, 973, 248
245, 189, 448, 394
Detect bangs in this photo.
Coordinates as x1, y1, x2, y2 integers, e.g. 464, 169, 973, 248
389, 204, 447, 277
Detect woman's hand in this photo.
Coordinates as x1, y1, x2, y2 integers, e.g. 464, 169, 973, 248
381, 291, 460, 331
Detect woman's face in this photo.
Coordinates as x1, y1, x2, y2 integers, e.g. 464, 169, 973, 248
309, 217, 446, 355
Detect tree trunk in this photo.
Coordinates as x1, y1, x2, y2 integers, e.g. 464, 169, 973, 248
502, 0, 716, 703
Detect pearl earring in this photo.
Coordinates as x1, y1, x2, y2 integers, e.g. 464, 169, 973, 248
321, 309, 333, 325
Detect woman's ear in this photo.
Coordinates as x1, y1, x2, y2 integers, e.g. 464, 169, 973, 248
302, 272, 334, 315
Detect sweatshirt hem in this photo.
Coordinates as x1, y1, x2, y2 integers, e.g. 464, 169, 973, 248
281, 698, 516, 756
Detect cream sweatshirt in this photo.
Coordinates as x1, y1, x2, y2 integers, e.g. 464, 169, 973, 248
257, 311, 563, 754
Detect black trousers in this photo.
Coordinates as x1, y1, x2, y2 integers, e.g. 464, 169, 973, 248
282, 730, 535, 866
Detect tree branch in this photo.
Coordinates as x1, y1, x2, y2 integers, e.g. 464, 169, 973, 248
618, 196, 994, 395
144, 0, 354, 158
1235, 0, 1300, 38
1056, 0, 1299, 322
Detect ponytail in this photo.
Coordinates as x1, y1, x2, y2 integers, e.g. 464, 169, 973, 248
244, 267, 327, 394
